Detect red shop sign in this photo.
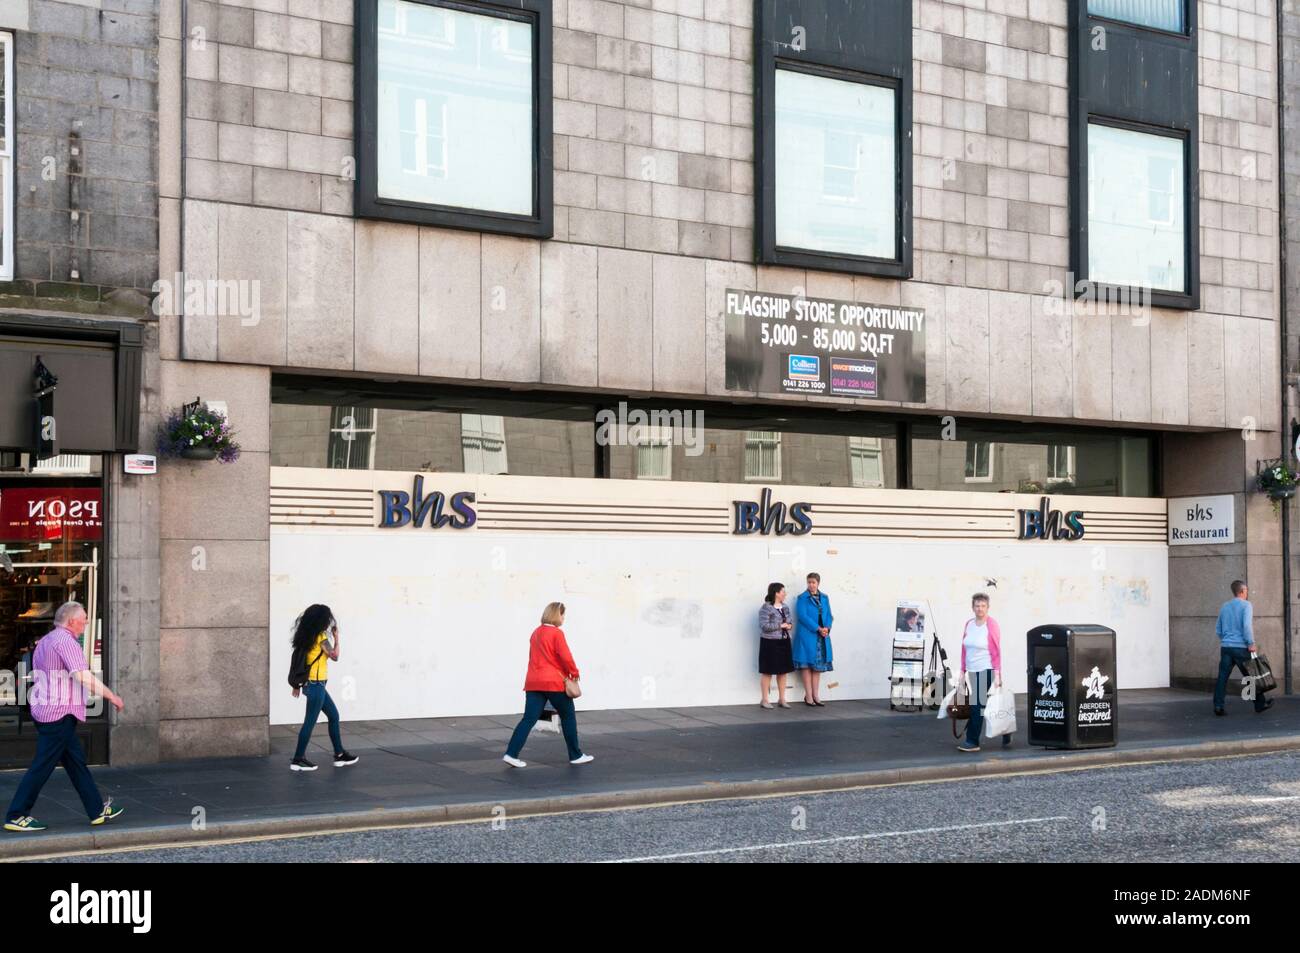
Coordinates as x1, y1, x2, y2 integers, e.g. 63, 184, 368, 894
0, 487, 103, 541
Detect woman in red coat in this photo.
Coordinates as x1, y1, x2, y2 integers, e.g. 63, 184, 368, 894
503, 602, 593, 768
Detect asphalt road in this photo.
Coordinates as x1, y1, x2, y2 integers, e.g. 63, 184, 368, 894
36, 751, 1300, 863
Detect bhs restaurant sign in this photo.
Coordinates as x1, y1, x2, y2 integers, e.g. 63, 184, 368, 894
379, 476, 476, 529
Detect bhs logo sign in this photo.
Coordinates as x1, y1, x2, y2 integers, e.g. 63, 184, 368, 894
379, 475, 476, 529
1017, 496, 1085, 540
733, 487, 812, 536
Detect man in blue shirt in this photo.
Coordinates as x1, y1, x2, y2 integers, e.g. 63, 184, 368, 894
1213, 580, 1273, 715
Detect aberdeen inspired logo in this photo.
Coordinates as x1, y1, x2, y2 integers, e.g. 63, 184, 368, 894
733, 487, 812, 536
379, 476, 476, 529
1017, 496, 1085, 541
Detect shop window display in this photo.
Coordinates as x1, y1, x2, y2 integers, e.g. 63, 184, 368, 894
0, 480, 103, 734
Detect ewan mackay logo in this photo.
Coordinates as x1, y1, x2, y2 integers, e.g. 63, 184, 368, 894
50, 883, 151, 933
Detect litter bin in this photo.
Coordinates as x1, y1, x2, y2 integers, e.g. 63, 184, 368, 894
1026, 624, 1117, 749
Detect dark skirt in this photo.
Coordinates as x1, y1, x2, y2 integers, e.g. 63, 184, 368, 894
759, 637, 795, 675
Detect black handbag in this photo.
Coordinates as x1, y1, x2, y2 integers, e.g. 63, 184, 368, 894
1248, 653, 1277, 694
923, 637, 950, 710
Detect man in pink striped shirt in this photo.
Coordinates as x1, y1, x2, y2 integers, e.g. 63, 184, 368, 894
4, 602, 126, 833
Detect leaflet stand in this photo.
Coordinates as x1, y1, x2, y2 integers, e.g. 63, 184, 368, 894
889, 600, 927, 711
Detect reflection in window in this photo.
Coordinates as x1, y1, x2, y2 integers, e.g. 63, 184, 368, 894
397, 91, 447, 179
965, 442, 992, 482
377, 0, 533, 215
849, 436, 883, 487
745, 431, 782, 480
1088, 0, 1183, 33
328, 407, 375, 470
775, 68, 896, 259
635, 425, 672, 480
1047, 445, 1076, 484
460, 414, 507, 474
822, 130, 860, 201
1088, 123, 1185, 292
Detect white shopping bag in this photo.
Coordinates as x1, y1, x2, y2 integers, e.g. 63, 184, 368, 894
937, 685, 958, 720
983, 683, 1017, 737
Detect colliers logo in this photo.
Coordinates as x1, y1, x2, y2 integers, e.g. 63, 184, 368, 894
733, 487, 812, 536
379, 475, 476, 529
1017, 496, 1085, 541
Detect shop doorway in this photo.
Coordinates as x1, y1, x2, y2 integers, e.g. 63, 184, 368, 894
0, 454, 108, 768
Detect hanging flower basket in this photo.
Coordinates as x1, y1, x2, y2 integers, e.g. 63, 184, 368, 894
158, 400, 241, 464
1256, 460, 1298, 511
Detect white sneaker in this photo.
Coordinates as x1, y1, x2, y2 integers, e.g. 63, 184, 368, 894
569, 754, 594, 765
532, 717, 561, 734
502, 755, 526, 768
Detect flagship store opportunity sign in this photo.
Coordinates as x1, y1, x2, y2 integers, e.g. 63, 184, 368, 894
724, 289, 926, 402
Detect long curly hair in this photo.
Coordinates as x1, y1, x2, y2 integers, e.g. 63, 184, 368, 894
291, 604, 335, 654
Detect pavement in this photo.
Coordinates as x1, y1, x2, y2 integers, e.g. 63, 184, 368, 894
50, 748, 1300, 863
1, 687, 1298, 860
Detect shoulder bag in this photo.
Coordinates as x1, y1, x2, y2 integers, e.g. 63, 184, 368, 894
923, 637, 950, 710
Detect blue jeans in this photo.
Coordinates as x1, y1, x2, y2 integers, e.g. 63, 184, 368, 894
1214, 647, 1268, 711
506, 691, 582, 762
6, 715, 104, 822
294, 681, 344, 760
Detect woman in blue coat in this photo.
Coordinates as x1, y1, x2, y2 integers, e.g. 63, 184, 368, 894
793, 572, 834, 705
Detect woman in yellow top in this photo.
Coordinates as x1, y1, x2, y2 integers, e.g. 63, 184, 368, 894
289, 604, 357, 772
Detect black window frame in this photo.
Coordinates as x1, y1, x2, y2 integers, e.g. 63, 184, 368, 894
754, 0, 913, 279
354, 0, 553, 239
1069, 0, 1198, 311
1086, 0, 1189, 37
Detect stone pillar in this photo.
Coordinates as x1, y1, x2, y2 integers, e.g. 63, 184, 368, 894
108, 322, 163, 764
157, 360, 271, 760
1165, 429, 1286, 692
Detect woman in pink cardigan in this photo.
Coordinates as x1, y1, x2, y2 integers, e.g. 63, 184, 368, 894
955, 592, 1011, 752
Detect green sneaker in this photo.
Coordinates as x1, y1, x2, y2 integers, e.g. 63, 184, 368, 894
90, 801, 124, 826
4, 815, 48, 833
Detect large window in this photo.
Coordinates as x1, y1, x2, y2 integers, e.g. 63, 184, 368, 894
272, 400, 593, 477
1087, 123, 1186, 293
774, 68, 896, 260
271, 387, 1158, 498
1088, 0, 1184, 33
755, 0, 912, 277
0, 32, 12, 281
912, 425, 1154, 496
356, 0, 552, 237
1071, 1, 1197, 309
606, 416, 899, 489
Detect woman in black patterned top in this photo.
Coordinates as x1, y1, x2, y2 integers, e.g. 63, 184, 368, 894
759, 582, 795, 709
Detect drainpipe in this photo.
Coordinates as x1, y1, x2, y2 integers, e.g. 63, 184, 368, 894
1276, 0, 1294, 695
